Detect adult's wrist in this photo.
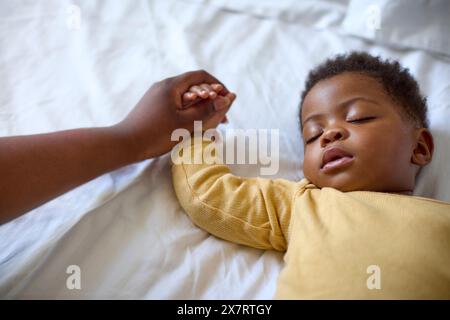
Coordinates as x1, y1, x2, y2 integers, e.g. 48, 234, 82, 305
107, 123, 147, 165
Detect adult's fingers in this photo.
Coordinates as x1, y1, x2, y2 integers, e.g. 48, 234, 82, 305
221, 115, 229, 124
179, 98, 216, 123
213, 92, 236, 111
203, 95, 234, 129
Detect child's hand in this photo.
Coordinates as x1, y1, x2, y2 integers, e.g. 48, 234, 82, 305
114, 70, 236, 162
182, 83, 223, 103
182, 83, 231, 124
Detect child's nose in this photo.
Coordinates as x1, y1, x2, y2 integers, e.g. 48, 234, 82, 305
320, 128, 347, 147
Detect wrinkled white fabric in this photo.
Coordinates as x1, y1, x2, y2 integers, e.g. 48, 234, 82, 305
1, 0, 449, 299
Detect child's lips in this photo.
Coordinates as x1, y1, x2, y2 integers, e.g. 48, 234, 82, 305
320, 156, 354, 173
320, 147, 355, 173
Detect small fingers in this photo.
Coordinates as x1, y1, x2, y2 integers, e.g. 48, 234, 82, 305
200, 84, 217, 99
175, 69, 229, 95
182, 92, 197, 103
188, 83, 223, 98
183, 83, 222, 105
211, 83, 223, 93
183, 83, 232, 109
189, 85, 209, 99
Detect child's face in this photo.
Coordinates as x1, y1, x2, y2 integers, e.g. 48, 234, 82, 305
301, 72, 431, 193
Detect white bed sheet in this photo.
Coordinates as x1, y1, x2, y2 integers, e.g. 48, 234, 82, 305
1, 0, 449, 299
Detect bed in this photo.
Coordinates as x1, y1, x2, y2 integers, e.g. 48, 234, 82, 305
1, 0, 449, 299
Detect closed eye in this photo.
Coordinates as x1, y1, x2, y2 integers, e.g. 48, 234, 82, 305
348, 116, 376, 124
305, 133, 321, 144
305, 116, 376, 144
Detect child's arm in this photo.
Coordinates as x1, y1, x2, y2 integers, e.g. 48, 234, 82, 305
0, 70, 234, 224
173, 86, 305, 251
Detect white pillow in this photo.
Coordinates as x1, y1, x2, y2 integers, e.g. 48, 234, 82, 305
341, 0, 450, 57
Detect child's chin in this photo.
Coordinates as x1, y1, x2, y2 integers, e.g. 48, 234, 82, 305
318, 175, 363, 192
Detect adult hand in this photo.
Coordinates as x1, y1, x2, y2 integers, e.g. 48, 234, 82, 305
115, 70, 236, 161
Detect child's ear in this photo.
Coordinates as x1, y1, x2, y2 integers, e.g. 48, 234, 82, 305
411, 128, 434, 166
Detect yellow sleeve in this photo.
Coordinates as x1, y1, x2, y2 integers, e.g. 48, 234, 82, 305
171, 137, 305, 251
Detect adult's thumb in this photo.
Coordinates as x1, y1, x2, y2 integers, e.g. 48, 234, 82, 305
203, 93, 236, 130
179, 98, 216, 123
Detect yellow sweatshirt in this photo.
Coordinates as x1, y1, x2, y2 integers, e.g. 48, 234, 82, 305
171, 139, 450, 299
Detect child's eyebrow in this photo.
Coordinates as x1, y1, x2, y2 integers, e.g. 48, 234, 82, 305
302, 96, 379, 127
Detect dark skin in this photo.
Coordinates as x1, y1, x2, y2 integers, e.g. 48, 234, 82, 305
0, 70, 236, 225
301, 72, 434, 194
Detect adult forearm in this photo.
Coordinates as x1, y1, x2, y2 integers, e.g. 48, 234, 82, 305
0, 70, 236, 225
0, 126, 136, 224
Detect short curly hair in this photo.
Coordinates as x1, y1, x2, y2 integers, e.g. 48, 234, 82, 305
299, 52, 429, 131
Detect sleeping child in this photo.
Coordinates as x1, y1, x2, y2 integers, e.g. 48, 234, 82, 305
172, 52, 450, 299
